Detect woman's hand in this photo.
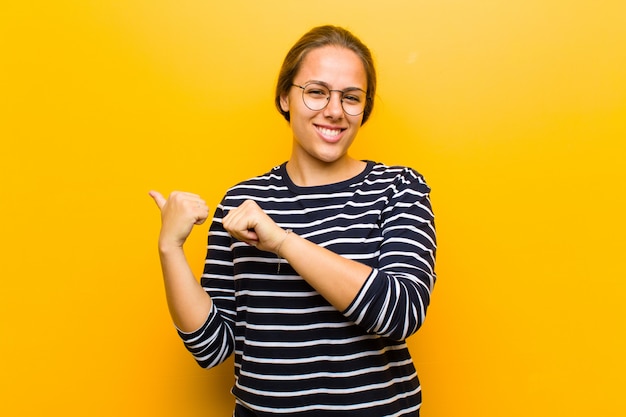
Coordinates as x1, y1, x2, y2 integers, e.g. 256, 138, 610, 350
222, 199, 286, 254
149, 190, 209, 251
148, 190, 213, 332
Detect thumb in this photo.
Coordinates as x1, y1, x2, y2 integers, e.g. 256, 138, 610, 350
148, 190, 167, 210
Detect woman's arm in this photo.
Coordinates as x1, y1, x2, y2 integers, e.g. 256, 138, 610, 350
222, 171, 436, 340
149, 190, 213, 332
277, 230, 372, 311
344, 174, 437, 340
222, 199, 371, 311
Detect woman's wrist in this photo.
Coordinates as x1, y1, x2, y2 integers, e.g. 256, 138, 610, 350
275, 229, 293, 257
275, 229, 293, 274
158, 238, 185, 256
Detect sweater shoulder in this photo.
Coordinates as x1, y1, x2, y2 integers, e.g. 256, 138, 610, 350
223, 164, 287, 196
366, 162, 431, 194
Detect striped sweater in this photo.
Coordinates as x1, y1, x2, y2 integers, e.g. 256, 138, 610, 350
178, 161, 437, 416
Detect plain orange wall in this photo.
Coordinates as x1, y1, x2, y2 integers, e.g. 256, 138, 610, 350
2, 1, 625, 416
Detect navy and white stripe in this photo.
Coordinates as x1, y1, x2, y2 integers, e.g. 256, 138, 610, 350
178, 161, 437, 416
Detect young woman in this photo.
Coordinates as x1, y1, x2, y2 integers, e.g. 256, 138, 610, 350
150, 25, 437, 417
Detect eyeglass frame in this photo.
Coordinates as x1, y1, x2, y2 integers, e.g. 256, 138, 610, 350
291, 82, 370, 116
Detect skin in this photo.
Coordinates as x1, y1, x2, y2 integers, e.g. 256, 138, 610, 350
150, 46, 373, 332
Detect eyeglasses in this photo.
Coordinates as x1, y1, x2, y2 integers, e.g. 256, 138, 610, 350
292, 82, 368, 116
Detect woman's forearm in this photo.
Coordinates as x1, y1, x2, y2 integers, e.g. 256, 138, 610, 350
278, 231, 372, 312
158, 244, 213, 333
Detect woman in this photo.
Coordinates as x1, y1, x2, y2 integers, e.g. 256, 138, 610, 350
150, 25, 437, 416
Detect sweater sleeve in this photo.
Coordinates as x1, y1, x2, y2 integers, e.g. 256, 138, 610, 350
176, 203, 237, 368
343, 169, 437, 341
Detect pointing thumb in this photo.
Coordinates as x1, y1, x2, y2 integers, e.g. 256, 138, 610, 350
148, 190, 167, 210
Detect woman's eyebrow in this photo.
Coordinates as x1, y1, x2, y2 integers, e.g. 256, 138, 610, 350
304, 80, 366, 92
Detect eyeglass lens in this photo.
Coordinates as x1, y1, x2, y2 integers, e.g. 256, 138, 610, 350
300, 84, 366, 116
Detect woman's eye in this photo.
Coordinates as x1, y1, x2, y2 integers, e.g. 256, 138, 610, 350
307, 89, 327, 97
343, 95, 361, 103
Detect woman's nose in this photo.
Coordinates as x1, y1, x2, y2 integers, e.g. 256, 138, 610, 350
323, 91, 344, 118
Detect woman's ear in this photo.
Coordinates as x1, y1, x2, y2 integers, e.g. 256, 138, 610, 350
279, 94, 290, 113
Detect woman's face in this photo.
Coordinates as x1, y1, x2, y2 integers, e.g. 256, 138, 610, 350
280, 45, 367, 167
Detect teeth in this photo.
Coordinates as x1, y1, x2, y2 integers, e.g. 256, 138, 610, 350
317, 126, 341, 137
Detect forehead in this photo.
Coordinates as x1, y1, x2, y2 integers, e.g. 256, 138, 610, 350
296, 46, 367, 89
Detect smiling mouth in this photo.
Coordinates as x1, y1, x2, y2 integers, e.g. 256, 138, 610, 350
315, 125, 345, 139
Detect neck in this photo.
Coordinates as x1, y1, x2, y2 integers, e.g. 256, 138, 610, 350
286, 156, 366, 187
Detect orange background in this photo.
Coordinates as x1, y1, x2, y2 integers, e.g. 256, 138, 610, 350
2, 1, 625, 416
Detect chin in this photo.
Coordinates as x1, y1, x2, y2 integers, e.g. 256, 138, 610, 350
315, 152, 349, 164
